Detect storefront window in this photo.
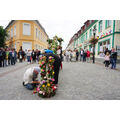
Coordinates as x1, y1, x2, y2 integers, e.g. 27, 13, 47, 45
99, 40, 110, 53
100, 43, 103, 52
107, 40, 110, 50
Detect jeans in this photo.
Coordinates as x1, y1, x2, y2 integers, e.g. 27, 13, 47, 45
3, 59, 7, 67
83, 56, 86, 62
111, 58, 116, 69
0, 57, 2, 67
86, 57, 90, 62
76, 56, 79, 61
11, 57, 16, 65
27, 56, 31, 62
23, 83, 34, 90
80, 55, 83, 61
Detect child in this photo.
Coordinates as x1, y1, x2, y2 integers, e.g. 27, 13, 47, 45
104, 52, 110, 67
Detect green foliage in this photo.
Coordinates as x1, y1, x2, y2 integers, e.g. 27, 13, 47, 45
47, 35, 64, 54
0, 26, 8, 48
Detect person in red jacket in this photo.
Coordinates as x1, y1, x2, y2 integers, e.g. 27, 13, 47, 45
86, 49, 90, 63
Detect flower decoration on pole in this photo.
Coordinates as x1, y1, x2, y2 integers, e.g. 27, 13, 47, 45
39, 56, 47, 80
37, 56, 57, 98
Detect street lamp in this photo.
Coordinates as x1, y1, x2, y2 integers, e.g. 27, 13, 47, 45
92, 28, 97, 63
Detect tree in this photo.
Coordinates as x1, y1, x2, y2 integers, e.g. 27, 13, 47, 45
0, 26, 8, 48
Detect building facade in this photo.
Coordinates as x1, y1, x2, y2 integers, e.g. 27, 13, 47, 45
5, 20, 48, 52
68, 20, 120, 58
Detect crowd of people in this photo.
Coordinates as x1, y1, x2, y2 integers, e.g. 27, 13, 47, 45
64, 47, 118, 69
0, 47, 42, 68
0, 47, 17, 67
0, 46, 63, 68
65, 49, 91, 63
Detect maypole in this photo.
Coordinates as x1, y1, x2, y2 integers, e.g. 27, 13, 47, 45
35, 35, 63, 98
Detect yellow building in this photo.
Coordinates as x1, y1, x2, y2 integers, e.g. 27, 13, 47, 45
5, 20, 48, 52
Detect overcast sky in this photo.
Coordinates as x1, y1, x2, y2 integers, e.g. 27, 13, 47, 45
0, 19, 86, 50
0, 0, 119, 50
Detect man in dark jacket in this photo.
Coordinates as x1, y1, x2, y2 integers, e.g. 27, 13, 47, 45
104, 48, 111, 55
76, 50, 79, 61
83, 50, 87, 62
2, 48, 6, 67
44, 52, 61, 85
110, 48, 117, 69
11, 49, 17, 65
80, 48, 84, 61
31, 49, 36, 62
18, 49, 23, 62
36, 49, 40, 62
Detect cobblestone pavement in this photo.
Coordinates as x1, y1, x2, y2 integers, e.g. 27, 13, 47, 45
0, 61, 120, 100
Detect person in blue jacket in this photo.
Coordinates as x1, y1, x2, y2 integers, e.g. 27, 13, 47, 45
45, 49, 53, 53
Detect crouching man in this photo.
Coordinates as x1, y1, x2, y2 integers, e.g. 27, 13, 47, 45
23, 67, 40, 90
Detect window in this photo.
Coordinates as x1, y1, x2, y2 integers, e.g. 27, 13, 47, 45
89, 29, 92, 37
42, 35, 44, 42
36, 28, 38, 38
93, 25, 96, 34
14, 26, 16, 36
23, 23, 31, 35
105, 20, 112, 28
99, 21, 102, 32
38, 31, 40, 40
86, 32, 87, 40
83, 34, 85, 41
41, 33, 42, 41
8, 31, 10, 39
11, 28, 13, 38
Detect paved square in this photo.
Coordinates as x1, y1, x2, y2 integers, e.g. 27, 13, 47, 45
0, 62, 120, 100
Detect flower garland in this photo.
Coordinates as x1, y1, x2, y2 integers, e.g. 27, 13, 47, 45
37, 56, 57, 98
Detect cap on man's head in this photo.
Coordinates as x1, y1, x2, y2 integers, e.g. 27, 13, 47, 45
34, 67, 40, 74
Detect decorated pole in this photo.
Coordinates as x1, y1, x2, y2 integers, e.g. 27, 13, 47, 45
89, 28, 98, 63
36, 35, 63, 98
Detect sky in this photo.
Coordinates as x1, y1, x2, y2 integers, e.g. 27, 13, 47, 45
0, 19, 86, 50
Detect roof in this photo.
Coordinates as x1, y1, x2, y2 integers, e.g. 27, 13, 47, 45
5, 20, 48, 37
34, 20, 48, 37
5, 20, 15, 30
